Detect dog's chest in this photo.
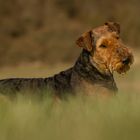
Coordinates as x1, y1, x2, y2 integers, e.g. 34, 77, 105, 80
71, 72, 114, 96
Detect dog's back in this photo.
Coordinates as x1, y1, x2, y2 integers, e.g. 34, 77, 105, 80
0, 68, 73, 97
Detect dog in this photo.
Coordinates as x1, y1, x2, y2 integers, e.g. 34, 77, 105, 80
0, 22, 134, 98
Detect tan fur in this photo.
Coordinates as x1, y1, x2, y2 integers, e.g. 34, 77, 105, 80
77, 22, 134, 75
76, 30, 93, 51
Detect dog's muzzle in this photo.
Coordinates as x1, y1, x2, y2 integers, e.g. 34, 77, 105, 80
116, 54, 134, 74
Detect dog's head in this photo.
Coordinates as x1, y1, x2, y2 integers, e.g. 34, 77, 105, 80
76, 22, 134, 74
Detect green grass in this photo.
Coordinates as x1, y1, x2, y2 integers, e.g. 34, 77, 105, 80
0, 56, 138, 140
0, 92, 140, 140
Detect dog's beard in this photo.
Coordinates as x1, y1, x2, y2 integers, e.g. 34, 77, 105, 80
90, 56, 132, 75
113, 62, 131, 74
109, 54, 134, 74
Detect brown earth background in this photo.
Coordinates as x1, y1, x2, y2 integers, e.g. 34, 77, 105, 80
0, 0, 139, 65
0, 0, 139, 93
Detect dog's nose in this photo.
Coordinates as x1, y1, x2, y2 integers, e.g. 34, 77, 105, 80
122, 57, 130, 65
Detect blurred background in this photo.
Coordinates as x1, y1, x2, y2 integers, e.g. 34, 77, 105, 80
0, 0, 139, 93
0, 1, 139, 139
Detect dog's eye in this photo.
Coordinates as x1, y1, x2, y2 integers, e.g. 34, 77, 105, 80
100, 44, 107, 48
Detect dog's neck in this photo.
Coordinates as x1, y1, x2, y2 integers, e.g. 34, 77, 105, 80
74, 49, 118, 92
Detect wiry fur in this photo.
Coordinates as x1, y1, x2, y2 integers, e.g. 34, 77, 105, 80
0, 22, 134, 98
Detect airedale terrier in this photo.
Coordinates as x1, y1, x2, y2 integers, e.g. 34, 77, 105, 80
0, 22, 134, 98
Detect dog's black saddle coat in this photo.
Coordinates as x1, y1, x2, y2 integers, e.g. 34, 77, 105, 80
0, 50, 118, 97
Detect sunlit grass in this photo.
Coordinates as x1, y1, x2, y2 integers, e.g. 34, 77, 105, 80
0, 92, 139, 140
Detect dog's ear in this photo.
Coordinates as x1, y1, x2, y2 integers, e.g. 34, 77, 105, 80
105, 22, 120, 34
76, 30, 93, 52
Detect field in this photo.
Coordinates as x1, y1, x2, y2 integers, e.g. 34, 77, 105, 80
0, 51, 139, 140
0, 93, 140, 140
0, 0, 140, 139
